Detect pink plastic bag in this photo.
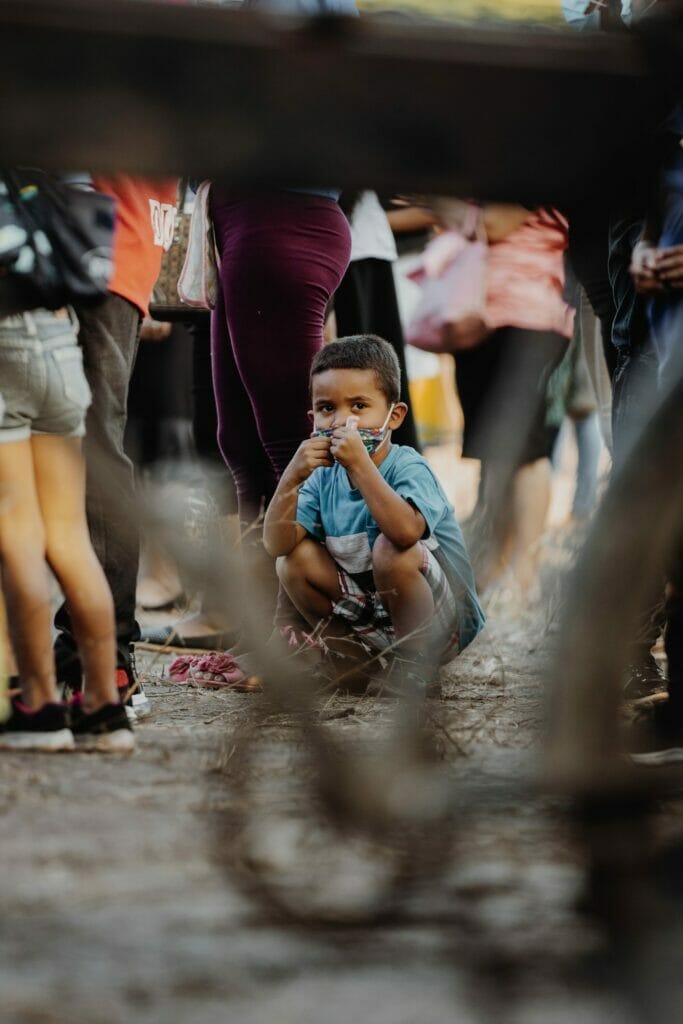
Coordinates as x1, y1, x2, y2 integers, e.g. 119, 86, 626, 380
406, 225, 490, 354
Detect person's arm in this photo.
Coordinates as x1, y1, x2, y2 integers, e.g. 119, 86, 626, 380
397, 197, 529, 241
481, 203, 530, 242
330, 430, 425, 549
263, 437, 332, 556
385, 205, 438, 234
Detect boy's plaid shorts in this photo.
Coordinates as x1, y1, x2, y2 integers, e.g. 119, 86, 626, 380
331, 542, 460, 660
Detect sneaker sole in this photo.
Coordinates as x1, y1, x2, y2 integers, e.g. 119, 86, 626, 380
129, 696, 151, 720
0, 728, 75, 752
75, 729, 135, 754
630, 747, 683, 766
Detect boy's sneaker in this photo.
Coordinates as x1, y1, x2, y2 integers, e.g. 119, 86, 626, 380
0, 697, 75, 752
116, 665, 151, 722
69, 695, 135, 753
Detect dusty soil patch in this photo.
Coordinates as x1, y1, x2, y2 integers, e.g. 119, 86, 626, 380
0, 605, 658, 1024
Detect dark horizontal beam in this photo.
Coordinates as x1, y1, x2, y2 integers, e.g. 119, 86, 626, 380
0, 0, 679, 203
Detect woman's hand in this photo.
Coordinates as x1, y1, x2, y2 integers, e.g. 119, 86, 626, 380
653, 245, 683, 289
630, 241, 665, 294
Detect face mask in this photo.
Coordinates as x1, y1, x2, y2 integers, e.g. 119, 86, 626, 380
313, 405, 395, 457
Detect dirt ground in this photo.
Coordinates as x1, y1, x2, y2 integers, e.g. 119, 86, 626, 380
0, 440, 667, 1024
1, 588, 654, 1024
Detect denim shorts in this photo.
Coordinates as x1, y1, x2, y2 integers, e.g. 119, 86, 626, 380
0, 310, 91, 442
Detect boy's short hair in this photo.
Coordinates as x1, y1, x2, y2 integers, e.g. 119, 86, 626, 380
310, 335, 401, 404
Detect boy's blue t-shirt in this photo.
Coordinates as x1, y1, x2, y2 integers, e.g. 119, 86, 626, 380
296, 444, 485, 649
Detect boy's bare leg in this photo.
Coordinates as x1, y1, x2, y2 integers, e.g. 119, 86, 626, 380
0, 440, 57, 708
32, 436, 118, 712
277, 539, 341, 621
277, 538, 363, 661
371, 536, 435, 656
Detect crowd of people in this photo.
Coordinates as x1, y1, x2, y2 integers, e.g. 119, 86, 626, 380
0, 0, 681, 762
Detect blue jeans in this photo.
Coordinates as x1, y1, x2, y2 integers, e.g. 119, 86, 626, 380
572, 412, 602, 519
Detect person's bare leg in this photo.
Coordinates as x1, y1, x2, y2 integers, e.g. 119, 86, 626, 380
32, 436, 117, 712
277, 539, 341, 621
371, 536, 435, 655
277, 539, 362, 660
0, 440, 57, 708
467, 462, 514, 593
507, 457, 551, 594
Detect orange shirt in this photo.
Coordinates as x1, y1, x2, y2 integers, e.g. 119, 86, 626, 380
93, 174, 178, 317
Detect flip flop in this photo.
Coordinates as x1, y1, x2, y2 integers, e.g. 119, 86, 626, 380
189, 653, 261, 692
167, 654, 198, 684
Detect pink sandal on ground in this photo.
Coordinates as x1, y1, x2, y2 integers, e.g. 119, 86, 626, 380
189, 653, 261, 692
167, 654, 199, 684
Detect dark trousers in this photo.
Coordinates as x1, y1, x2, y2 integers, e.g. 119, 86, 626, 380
188, 312, 237, 517
334, 258, 421, 451
567, 206, 618, 378
54, 293, 141, 678
125, 322, 194, 471
652, 300, 683, 707
209, 190, 351, 524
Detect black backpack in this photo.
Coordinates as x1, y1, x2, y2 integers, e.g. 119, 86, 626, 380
0, 168, 115, 316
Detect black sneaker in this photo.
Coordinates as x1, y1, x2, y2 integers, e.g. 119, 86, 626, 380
622, 653, 666, 700
0, 697, 74, 752
57, 644, 151, 722
69, 696, 135, 753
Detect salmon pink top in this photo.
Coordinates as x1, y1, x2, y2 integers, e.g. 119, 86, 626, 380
484, 208, 574, 339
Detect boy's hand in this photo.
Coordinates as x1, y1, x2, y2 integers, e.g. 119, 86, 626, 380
287, 436, 333, 483
330, 426, 370, 470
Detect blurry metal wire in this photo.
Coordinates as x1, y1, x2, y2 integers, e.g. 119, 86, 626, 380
8, 0, 683, 1004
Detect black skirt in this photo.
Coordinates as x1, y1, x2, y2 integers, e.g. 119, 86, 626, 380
334, 257, 421, 452
454, 326, 566, 467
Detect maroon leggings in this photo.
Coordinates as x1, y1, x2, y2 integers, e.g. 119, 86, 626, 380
210, 189, 351, 523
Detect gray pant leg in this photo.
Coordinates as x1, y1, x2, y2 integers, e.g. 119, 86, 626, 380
54, 293, 141, 676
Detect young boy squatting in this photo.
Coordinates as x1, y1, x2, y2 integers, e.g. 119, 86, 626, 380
263, 335, 484, 693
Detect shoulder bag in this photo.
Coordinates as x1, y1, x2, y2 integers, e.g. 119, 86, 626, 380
405, 205, 490, 354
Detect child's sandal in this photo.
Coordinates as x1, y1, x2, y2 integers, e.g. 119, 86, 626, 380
189, 653, 261, 692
